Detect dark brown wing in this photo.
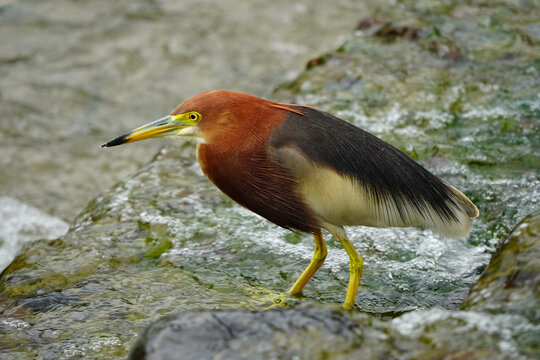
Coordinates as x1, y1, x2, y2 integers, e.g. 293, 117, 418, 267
268, 106, 478, 236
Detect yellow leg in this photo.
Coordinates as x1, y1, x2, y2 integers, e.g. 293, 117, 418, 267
339, 236, 363, 310
288, 229, 327, 296
325, 225, 363, 310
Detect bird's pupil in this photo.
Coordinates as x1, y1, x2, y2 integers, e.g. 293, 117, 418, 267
190, 114, 196, 120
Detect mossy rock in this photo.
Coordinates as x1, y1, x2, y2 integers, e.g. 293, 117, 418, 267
462, 211, 540, 322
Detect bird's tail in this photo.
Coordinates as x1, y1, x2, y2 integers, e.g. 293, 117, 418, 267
429, 185, 479, 238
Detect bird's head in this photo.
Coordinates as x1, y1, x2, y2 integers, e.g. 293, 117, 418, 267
102, 90, 282, 148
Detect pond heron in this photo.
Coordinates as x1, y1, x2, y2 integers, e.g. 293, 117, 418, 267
103, 90, 478, 309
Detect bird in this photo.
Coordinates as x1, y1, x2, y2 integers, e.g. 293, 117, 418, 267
103, 90, 479, 310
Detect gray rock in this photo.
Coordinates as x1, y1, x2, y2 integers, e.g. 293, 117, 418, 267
130, 305, 363, 360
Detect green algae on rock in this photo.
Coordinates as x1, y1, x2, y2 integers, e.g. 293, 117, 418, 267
462, 212, 540, 322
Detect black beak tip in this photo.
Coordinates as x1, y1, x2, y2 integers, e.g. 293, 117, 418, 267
102, 134, 129, 148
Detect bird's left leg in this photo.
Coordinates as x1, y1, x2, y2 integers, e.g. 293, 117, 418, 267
288, 229, 327, 296
325, 224, 363, 310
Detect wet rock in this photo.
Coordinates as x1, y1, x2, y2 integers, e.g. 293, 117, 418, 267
356, 18, 420, 42
129, 305, 363, 360
131, 304, 540, 360
462, 212, 540, 321
17, 290, 79, 313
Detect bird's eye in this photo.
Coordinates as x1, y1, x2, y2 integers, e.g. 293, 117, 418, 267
189, 113, 198, 120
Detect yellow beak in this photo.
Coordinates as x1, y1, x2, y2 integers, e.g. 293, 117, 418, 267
102, 115, 190, 147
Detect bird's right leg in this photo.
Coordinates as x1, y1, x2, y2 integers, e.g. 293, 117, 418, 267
325, 224, 363, 310
288, 229, 327, 296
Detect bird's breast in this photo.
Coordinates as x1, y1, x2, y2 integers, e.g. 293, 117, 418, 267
196, 143, 319, 233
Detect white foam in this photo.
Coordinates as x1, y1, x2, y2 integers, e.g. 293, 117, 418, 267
392, 308, 540, 354
0, 197, 69, 272
61, 336, 122, 359
0, 318, 30, 330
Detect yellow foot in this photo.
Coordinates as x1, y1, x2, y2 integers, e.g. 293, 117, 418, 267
263, 294, 288, 311
239, 284, 299, 310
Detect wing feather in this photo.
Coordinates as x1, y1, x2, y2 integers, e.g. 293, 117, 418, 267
268, 106, 478, 238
